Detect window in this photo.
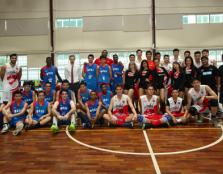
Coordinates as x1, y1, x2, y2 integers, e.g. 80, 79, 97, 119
196, 15, 209, 24
55, 18, 83, 28
183, 15, 196, 24
28, 68, 41, 80
0, 56, 7, 66
183, 14, 223, 24
210, 14, 223, 23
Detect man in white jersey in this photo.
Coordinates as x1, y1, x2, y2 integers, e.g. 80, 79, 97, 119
103, 85, 137, 128
187, 78, 219, 125
138, 85, 171, 129
0, 54, 22, 103
166, 89, 189, 124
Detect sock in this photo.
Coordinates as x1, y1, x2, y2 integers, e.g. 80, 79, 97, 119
71, 114, 75, 124
53, 116, 58, 127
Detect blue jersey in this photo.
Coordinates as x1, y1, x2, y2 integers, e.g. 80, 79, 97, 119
98, 65, 110, 84
111, 63, 123, 84
86, 100, 99, 118
41, 66, 56, 90
80, 89, 90, 104
45, 90, 54, 103
99, 91, 112, 109
84, 63, 98, 91
57, 99, 71, 116
22, 90, 33, 105
34, 101, 48, 118
10, 101, 26, 125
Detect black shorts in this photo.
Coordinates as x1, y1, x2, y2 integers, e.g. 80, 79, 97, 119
220, 92, 223, 104
124, 84, 134, 90
209, 99, 218, 107
139, 82, 149, 89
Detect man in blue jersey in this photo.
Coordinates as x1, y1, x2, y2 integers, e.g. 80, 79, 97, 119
111, 54, 124, 93
41, 57, 62, 91
82, 54, 98, 91
77, 81, 91, 111
97, 55, 112, 91
22, 81, 36, 108
25, 91, 51, 129
44, 82, 56, 105
50, 89, 76, 133
56, 79, 76, 102
98, 83, 113, 110
78, 90, 105, 128
1, 90, 28, 136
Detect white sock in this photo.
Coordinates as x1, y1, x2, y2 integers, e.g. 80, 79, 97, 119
71, 114, 75, 124
53, 116, 58, 127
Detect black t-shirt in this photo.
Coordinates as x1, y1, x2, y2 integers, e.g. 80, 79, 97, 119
124, 70, 138, 87
198, 65, 218, 91
218, 65, 223, 89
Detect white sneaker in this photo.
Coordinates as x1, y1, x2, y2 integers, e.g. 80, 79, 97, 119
12, 124, 24, 136
1, 124, 9, 134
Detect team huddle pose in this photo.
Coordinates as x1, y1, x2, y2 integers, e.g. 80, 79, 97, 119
0, 48, 223, 135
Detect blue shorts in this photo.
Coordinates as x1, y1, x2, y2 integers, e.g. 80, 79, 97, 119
32, 115, 42, 122
58, 120, 71, 125
10, 115, 26, 126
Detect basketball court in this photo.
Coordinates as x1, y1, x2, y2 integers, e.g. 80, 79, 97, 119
1, 123, 223, 174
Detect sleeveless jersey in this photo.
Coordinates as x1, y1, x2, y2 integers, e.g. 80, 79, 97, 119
22, 90, 33, 105
57, 99, 71, 116
45, 90, 54, 103
168, 97, 183, 113
98, 91, 112, 108
98, 65, 110, 84
34, 101, 48, 118
188, 85, 207, 106
84, 63, 98, 91
112, 94, 129, 115
140, 95, 158, 114
41, 66, 56, 90
80, 89, 90, 104
86, 99, 99, 118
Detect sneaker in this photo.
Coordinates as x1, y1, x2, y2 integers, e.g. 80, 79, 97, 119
123, 122, 133, 128
68, 123, 76, 132
213, 119, 222, 128
12, 124, 24, 136
1, 124, 9, 134
50, 124, 59, 133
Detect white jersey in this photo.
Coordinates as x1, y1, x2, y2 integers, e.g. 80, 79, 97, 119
2, 63, 20, 102
168, 97, 183, 113
140, 95, 158, 114
188, 85, 206, 106
112, 94, 129, 114
161, 63, 172, 73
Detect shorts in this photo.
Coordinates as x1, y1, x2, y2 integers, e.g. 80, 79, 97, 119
10, 115, 26, 126
144, 113, 162, 120
171, 112, 184, 117
2, 90, 12, 103
32, 115, 42, 122
58, 120, 71, 125
220, 92, 223, 104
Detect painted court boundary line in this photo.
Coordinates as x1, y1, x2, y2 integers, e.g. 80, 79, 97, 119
66, 125, 223, 156
143, 130, 161, 174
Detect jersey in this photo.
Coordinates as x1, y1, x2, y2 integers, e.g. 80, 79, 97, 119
167, 97, 183, 113
10, 100, 26, 125
2, 63, 20, 101
80, 89, 91, 104
98, 65, 110, 84
86, 100, 99, 118
57, 99, 71, 116
111, 63, 123, 84
140, 95, 158, 115
41, 66, 56, 90
22, 90, 33, 105
188, 85, 209, 110
98, 91, 112, 109
84, 63, 98, 91
45, 90, 54, 103
112, 94, 129, 115
33, 101, 48, 119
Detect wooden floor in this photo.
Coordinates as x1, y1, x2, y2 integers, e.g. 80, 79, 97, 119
0, 125, 223, 174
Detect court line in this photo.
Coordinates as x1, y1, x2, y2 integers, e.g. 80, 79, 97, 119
65, 125, 223, 156
143, 130, 161, 174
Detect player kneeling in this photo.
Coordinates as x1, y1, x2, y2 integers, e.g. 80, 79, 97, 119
50, 89, 76, 133
1, 90, 28, 136
187, 78, 219, 126
103, 85, 137, 128
138, 85, 171, 129
166, 89, 189, 124
25, 91, 51, 129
